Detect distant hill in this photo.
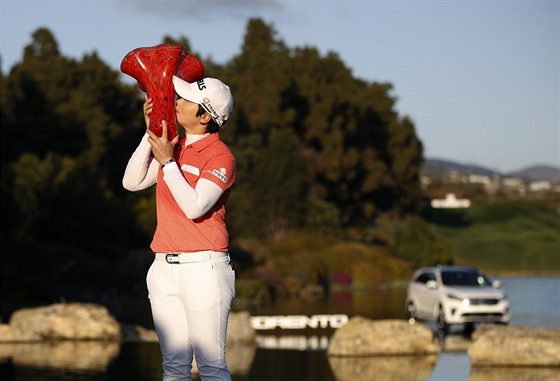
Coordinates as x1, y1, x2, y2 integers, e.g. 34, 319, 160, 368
508, 165, 560, 182
422, 158, 560, 182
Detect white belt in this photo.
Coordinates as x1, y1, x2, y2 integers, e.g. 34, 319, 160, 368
156, 251, 227, 264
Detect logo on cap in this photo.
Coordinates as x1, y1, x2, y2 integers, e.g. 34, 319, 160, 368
202, 98, 219, 120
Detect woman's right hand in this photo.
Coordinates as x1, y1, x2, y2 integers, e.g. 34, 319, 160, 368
143, 97, 153, 128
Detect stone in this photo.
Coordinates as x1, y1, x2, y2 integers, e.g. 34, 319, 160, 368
226, 311, 257, 345
328, 354, 439, 381
0, 341, 120, 371
7, 303, 121, 341
120, 324, 158, 342
327, 316, 440, 356
468, 324, 560, 367
469, 366, 560, 381
0, 323, 41, 342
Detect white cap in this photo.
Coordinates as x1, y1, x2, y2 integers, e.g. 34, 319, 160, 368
172, 76, 234, 127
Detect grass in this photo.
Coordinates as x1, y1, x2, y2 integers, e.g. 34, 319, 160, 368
431, 201, 560, 273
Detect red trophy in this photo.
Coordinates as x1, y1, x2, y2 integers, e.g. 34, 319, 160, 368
120, 44, 205, 139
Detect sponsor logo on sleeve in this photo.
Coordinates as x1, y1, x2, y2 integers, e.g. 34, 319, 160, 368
212, 168, 228, 183
181, 164, 200, 176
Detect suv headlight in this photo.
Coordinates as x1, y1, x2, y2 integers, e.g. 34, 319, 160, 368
447, 294, 469, 306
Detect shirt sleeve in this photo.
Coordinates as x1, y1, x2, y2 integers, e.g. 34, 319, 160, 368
122, 133, 159, 191
198, 151, 236, 191
163, 165, 225, 220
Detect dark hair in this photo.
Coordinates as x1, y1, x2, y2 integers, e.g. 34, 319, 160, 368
196, 104, 220, 133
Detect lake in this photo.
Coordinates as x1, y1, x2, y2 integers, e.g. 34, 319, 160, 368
1, 276, 558, 381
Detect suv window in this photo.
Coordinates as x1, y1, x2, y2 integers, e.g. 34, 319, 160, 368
441, 270, 492, 286
415, 272, 436, 284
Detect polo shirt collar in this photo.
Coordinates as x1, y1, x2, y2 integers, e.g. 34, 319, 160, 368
179, 133, 220, 152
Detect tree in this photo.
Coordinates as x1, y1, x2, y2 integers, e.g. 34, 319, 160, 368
1, 27, 145, 254
230, 128, 310, 241
384, 115, 424, 216
224, 18, 425, 233
228, 18, 291, 133
391, 216, 453, 267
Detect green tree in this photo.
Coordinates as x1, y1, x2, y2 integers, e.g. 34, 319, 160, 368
230, 128, 310, 240
384, 116, 424, 216
288, 46, 423, 224
391, 216, 453, 267
1, 27, 145, 253
228, 18, 290, 132
224, 18, 424, 234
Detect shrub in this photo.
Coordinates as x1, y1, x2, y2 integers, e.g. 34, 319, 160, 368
390, 216, 454, 268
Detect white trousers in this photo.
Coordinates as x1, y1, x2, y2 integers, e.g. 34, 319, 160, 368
147, 253, 235, 381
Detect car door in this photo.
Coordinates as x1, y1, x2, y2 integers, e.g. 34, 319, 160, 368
414, 271, 439, 319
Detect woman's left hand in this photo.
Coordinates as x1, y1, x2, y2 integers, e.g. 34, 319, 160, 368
147, 120, 179, 165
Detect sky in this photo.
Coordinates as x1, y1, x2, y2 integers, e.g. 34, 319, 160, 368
0, 0, 558, 173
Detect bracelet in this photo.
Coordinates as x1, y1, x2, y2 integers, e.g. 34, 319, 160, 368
161, 159, 175, 169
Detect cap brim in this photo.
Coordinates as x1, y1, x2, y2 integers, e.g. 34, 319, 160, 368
172, 76, 199, 103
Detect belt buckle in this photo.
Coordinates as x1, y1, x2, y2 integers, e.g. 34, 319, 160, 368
166, 254, 180, 264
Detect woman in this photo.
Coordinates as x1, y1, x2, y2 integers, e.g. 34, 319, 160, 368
123, 76, 236, 381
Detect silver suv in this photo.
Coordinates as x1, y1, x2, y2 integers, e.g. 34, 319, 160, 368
405, 266, 510, 332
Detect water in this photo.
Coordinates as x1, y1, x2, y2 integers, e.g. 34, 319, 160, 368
500, 276, 560, 329
1, 276, 558, 381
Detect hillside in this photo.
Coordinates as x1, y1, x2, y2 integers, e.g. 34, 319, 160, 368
509, 165, 560, 182
422, 158, 560, 182
430, 201, 560, 274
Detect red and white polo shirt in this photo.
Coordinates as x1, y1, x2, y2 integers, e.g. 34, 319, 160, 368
150, 133, 235, 253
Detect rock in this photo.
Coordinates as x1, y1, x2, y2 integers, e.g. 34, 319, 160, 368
120, 324, 158, 342
191, 341, 256, 377
223, 342, 257, 375
7, 303, 121, 341
226, 311, 257, 345
328, 354, 439, 381
327, 316, 440, 356
469, 366, 560, 381
224, 311, 257, 374
0, 323, 41, 342
468, 324, 560, 366
0, 341, 120, 371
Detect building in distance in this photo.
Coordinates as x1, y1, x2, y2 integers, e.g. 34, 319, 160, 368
430, 193, 471, 209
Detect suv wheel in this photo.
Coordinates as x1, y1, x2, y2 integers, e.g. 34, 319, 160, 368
464, 322, 475, 336
406, 301, 417, 324
437, 306, 448, 333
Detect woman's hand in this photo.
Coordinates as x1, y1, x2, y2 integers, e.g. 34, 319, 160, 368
147, 120, 179, 165
143, 97, 153, 128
